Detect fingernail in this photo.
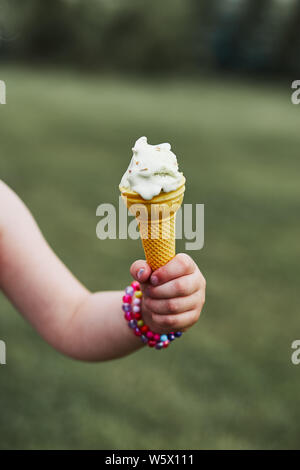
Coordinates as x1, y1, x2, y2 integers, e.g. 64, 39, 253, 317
137, 268, 145, 280
150, 275, 159, 286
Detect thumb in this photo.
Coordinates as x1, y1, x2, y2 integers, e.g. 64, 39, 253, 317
130, 260, 152, 284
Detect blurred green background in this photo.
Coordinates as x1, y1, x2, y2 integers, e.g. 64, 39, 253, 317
1, 0, 300, 450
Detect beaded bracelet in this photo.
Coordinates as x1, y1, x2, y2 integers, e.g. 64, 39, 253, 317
122, 281, 182, 350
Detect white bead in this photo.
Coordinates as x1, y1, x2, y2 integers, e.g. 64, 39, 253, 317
132, 305, 141, 313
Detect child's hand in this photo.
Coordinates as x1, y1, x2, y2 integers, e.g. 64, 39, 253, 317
130, 254, 206, 334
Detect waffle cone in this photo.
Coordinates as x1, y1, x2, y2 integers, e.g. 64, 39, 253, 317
120, 177, 185, 270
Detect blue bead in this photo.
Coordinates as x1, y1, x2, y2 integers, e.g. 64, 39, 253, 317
125, 286, 135, 296
168, 334, 175, 341
122, 303, 131, 312
160, 334, 168, 342
155, 342, 164, 350
141, 335, 148, 343
128, 319, 137, 329
174, 331, 182, 338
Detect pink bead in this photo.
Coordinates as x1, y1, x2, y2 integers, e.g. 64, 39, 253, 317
153, 333, 160, 341
133, 298, 141, 305
132, 305, 140, 313
146, 331, 154, 339
131, 281, 140, 291
124, 312, 132, 321
122, 294, 132, 304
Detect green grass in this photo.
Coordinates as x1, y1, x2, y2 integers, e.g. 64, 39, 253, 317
1, 66, 300, 449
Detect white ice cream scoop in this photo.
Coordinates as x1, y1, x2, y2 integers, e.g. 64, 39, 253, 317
119, 136, 184, 200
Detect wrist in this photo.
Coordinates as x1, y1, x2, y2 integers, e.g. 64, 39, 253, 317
122, 281, 182, 350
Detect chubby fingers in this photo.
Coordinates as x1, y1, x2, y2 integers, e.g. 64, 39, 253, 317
149, 253, 195, 286
144, 309, 200, 334
146, 271, 200, 299
130, 260, 152, 284
144, 291, 203, 316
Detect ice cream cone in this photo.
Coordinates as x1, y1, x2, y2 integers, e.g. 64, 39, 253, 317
120, 177, 185, 271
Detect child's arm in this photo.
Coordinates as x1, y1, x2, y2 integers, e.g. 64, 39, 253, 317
0, 181, 143, 360
0, 181, 205, 361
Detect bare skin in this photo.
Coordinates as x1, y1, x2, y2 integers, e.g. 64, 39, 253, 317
0, 180, 206, 361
